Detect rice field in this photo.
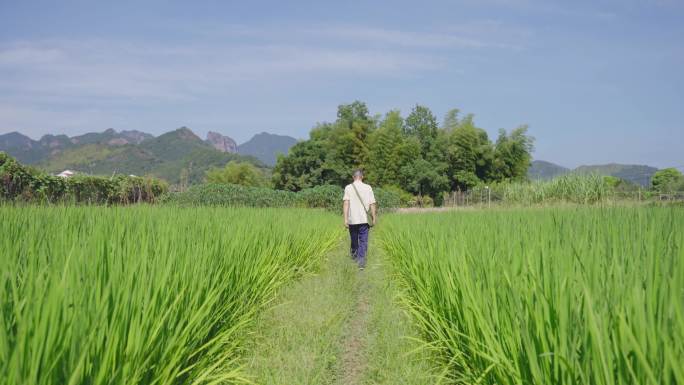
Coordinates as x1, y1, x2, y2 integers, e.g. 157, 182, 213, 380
0, 206, 339, 385
380, 207, 684, 384
2, 204, 682, 385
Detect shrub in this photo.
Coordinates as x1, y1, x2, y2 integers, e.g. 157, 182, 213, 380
374, 187, 402, 210
112, 175, 168, 204
297, 185, 342, 211
163, 183, 403, 211
379, 185, 415, 207
205, 161, 268, 187
161, 183, 299, 208
0, 152, 167, 204
651, 168, 684, 192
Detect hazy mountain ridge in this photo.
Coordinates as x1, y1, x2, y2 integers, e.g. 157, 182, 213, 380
70, 128, 153, 146
529, 160, 659, 186
528, 160, 570, 180
1, 127, 296, 184
0, 129, 154, 164
36, 127, 265, 184
238, 132, 298, 166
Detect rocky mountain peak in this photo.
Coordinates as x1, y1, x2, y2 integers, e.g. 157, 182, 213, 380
0, 132, 34, 149
120, 130, 153, 144
206, 131, 237, 153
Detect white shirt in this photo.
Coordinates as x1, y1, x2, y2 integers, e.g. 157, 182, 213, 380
343, 180, 376, 225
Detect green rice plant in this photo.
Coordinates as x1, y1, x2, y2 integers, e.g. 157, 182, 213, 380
0, 206, 339, 385
380, 207, 684, 384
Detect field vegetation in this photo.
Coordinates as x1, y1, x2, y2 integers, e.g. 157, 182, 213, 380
0, 206, 339, 385
380, 207, 684, 384
1, 152, 167, 204
162, 183, 401, 211
466, 174, 613, 205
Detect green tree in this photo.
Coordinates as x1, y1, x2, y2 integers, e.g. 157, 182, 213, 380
405, 105, 439, 156
337, 100, 372, 129
206, 161, 267, 187
651, 168, 684, 192
272, 125, 330, 191
338, 101, 374, 169
312, 101, 376, 186
442, 108, 461, 131
404, 105, 450, 203
366, 110, 405, 186
445, 112, 494, 190
492, 125, 535, 181
272, 102, 533, 205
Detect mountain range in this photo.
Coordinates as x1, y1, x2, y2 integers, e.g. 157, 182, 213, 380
0, 128, 660, 187
528, 160, 658, 186
0, 128, 297, 184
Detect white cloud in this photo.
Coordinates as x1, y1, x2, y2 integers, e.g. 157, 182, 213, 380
186, 22, 530, 50
1, 22, 524, 135
0, 35, 447, 104
310, 26, 495, 49
0, 44, 66, 65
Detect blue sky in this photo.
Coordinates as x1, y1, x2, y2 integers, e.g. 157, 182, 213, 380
0, 0, 682, 169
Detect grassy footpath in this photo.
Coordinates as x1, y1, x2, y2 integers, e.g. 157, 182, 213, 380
242, 238, 435, 385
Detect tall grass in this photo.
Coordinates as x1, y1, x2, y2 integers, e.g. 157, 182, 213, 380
0, 206, 339, 385
469, 174, 611, 205
380, 207, 684, 384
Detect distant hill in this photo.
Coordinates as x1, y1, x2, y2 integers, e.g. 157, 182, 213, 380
70, 128, 153, 146
529, 160, 659, 186
0, 128, 153, 164
238, 132, 298, 166
0, 128, 295, 170
37, 127, 264, 184
528, 160, 570, 180
0, 132, 47, 164
0, 128, 301, 184
206, 131, 237, 153
574, 164, 658, 187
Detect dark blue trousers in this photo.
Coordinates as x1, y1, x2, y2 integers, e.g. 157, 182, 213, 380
348, 223, 369, 268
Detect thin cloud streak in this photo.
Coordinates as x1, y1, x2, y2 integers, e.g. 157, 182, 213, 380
0, 22, 523, 107
0, 38, 446, 104
185, 22, 531, 50
306, 25, 524, 49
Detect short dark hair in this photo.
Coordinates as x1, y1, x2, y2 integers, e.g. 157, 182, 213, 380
353, 169, 363, 178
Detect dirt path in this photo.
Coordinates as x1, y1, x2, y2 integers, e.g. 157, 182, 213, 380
337, 270, 371, 385
242, 238, 435, 385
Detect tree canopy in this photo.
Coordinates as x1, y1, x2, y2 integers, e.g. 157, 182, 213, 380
651, 168, 684, 192
273, 101, 535, 204
206, 161, 267, 187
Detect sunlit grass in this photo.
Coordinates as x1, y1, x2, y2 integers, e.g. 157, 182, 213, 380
380, 207, 684, 384
0, 206, 339, 385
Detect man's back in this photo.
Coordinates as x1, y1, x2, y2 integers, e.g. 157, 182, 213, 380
343, 170, 377, 270
343, 180, 376, 225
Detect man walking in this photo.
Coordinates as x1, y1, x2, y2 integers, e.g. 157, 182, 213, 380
343, 169, 377, 270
